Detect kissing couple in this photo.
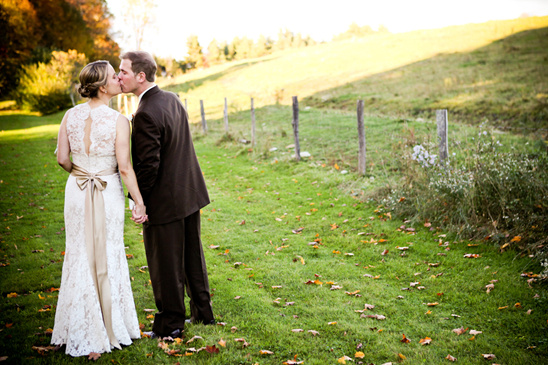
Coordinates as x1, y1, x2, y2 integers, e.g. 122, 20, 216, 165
52, 51, 215, 357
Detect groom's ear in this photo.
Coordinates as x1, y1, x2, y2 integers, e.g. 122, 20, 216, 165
137, 71, 146, 83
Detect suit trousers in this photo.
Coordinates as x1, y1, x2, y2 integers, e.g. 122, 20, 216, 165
143, 210, 214, 335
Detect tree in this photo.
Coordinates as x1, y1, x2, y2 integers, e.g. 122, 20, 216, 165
15, 49, 87, 114
251, 34, 269, 58
0, 0, 39, 96
185, 35, 203, 69
207, 39, 221, 65
0, 0, 120, 98
123, 0, 156, 51
67, 0, 120, 66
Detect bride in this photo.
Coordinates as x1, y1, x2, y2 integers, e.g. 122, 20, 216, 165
52, 60, 146, 357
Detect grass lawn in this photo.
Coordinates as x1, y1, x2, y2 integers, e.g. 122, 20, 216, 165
0, 107, 546, 364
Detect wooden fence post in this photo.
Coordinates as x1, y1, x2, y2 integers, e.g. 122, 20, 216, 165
251, 97, 256, 147
117, 94, 122, 113
200, 100, 207, 133
357, 100, 366, 175
123, 95, 129, 116
292, 96, 301, 161
224, 97, 229, 133
436, 109, 448, 163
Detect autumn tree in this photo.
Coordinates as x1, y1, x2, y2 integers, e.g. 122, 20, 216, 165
67, 0, 121, 66
0, 0, 40, 96
0, 0, 120, 97
185, 35, 203, 69
207, 39, 221, 65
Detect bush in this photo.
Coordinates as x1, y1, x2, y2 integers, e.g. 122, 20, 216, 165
379, 127, 548, 260
15, 50, 87, 114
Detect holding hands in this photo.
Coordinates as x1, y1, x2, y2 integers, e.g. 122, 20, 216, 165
131, 203, 148, 224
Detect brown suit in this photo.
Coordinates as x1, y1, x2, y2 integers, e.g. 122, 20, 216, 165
131, 85, 213, 335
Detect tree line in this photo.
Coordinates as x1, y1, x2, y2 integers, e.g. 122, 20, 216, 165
157, 24, 389, 76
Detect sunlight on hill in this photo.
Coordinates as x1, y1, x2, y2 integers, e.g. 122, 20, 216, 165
157, 16, 548, 124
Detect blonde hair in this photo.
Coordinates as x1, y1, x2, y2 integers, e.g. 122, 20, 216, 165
77, 60, 109, 98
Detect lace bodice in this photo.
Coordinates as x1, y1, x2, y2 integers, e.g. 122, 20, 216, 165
66, 103, 119, 172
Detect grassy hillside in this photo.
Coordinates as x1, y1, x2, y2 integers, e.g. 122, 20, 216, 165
159, 16, 548, 133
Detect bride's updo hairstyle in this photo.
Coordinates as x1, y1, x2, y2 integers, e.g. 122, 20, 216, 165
77, 60, 110, 98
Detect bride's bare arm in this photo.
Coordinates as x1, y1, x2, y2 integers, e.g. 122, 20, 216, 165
115, 114, 147, 222
57, 112, 72, 172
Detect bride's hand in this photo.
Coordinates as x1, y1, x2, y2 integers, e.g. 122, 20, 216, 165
131, 203, 148, 224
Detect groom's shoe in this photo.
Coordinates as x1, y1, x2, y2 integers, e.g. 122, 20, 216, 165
143, 328, 183, 340
185, 317, 216, 326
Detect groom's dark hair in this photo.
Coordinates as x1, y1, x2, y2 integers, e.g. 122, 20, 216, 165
120, 51, 157, 82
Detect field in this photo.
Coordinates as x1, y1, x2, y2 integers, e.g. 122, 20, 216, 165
1, 16, 547, 365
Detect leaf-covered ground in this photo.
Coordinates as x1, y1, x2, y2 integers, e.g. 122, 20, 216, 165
0, 110, 547, 364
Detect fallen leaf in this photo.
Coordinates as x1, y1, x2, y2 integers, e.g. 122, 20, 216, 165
427, 302, 439, 306
205, 345, 219, 354
328, 321, 337, 325
355, 351, 365, 359
308, 330, 320, 336
186, 335, 204, 344
218, 339, 226, 347
482, 354, 496, 360
452, 326, 468, 335
6, 293, 17, 298
463, 253, 481, 258
362, 314, 386, 320
291, 329, 304, 333
401, 334, 411, 343
260, 350, 274, 355
337, 355, 353, 364
446, 354, 457, 362
419, 336, 432, 345
88, 352, 101, 361
469, 330, 482, 335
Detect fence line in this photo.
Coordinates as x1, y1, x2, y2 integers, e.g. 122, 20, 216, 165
115, 95, 481, 174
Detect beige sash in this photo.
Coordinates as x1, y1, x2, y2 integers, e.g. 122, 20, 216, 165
71, 164, 121, 350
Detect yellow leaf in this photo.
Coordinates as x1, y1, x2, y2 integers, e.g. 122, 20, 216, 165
260, 350, 274, 355
334, 163, 340, 170
38, 294, 45, 300
398, 353, 407, 359
510, 236, 521, 242
6, 293, 17, 298
355, 351, 365, 358
218, 339, 226, 347
328, 321, 337, 325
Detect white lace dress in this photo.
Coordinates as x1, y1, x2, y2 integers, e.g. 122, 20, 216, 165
51, 103, 140, 357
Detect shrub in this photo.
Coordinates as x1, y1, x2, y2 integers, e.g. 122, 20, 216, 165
15, 50, 87, 114
379, 127, 548, 261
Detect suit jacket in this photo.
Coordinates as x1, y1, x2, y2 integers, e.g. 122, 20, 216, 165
131, 85, 210, 225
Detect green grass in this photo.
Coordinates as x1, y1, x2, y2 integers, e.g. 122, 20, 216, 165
1, 15, 547, 365
1, 109, 547, 364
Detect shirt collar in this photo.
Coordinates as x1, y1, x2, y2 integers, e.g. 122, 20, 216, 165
138, 84, 157, 103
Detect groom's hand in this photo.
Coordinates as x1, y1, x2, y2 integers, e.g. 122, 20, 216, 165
131, 204, 148, 224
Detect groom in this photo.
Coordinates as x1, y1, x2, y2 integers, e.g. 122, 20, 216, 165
118, 51, 215, 338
